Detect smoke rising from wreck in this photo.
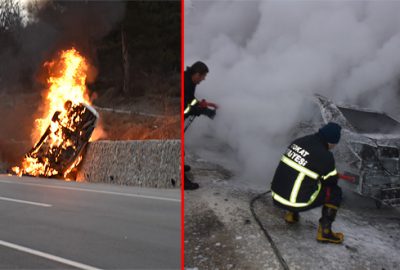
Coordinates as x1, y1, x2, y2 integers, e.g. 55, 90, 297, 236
185, 1, 400, 189
0, 1, 125, 90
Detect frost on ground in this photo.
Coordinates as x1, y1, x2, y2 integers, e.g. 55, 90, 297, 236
253, 192, 400, 270
184, 164, 282, 270
184, 147, 400, 270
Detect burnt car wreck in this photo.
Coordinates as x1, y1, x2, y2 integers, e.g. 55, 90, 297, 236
298, 94, 400, 208
13, 101, 98, 179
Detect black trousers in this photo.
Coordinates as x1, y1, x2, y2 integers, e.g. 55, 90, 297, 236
273, 184, 342, 213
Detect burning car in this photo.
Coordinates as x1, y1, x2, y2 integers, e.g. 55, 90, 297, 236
13, 101, 98, 179
297, 94, 400, 208
11, 48, 98, 180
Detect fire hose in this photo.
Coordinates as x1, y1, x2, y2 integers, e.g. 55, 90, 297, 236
250, 190, 290, 270
184, 115, 196, 132
249, 172, 356, 270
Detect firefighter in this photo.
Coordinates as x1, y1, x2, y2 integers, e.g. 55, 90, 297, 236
184, 61, 216, 119
184, 61, 216, 190
271, 122, 344, 244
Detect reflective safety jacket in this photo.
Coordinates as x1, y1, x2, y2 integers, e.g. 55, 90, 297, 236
184, 69, 201, 119
271, 133, 338, 209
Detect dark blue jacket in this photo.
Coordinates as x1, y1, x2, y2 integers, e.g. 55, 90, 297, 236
184, 69, 209, 119
271, 133, 338, 209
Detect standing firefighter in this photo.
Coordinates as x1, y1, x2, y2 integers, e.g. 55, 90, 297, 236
184, 61, 217, 190
184, 61, 216, 120
271, 122, 344, 244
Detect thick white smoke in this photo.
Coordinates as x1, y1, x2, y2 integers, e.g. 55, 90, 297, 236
185, 1, 400, 189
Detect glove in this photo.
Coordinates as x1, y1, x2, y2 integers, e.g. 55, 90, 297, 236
199, 99, 208, 108
199, 99, 219, 109
204, 108, 216, 119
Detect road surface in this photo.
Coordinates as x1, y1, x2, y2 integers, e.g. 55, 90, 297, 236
0, 175, 181, 269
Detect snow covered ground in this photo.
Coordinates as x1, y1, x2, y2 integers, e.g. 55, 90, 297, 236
184, 139, 400, 270
184, 2, 400, 268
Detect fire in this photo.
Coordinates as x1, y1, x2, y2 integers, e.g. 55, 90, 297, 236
35, 48, 91, 140
12, 48, 97, 179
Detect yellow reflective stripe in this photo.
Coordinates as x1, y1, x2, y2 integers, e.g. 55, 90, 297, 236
281, 156, 319, 179
184, 99, 199, 115
274, 154, 323, 208
290, 173, 305, 203
322, 169, 337, 180
272, 182, 321, 208
307, 182, 321, 204
272, 192, 309, 207
184, 106, 191, 114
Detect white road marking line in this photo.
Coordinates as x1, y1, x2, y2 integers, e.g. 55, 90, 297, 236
0, 240, 102, 270
0, 196, 52, 207
0, 180, 180, 203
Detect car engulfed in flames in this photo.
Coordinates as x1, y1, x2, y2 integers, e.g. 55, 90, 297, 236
11, 47, 98, 180
12, 101, 98, 179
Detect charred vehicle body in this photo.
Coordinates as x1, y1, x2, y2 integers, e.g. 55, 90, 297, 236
298, 95, 400, 208
12, 101, 98, 179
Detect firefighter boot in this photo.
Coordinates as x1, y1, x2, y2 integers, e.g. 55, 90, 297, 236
317, 204, 344, 244
184, 173, 199, 190
284, 211, 299, 224
184, 165, 191, 172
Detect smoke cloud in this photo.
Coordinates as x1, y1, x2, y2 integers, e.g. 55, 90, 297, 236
0, 1, 125, 93
185, 1, 400, 189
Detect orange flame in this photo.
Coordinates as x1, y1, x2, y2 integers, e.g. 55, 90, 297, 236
13, 48, 94, 178
34, 48, 91, 141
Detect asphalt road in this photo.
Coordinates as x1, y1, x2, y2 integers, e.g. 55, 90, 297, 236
0, 175, 181, 269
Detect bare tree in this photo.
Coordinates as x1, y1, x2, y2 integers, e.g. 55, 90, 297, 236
121, 23, 130, 95
0, 0, 22, 33
0, 0, 22, 89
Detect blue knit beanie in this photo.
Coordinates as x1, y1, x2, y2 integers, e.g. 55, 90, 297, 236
318, 122, 341, 144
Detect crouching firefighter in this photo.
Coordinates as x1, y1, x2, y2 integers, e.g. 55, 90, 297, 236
184, 61, 218, 190
271, 122, 344, 244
